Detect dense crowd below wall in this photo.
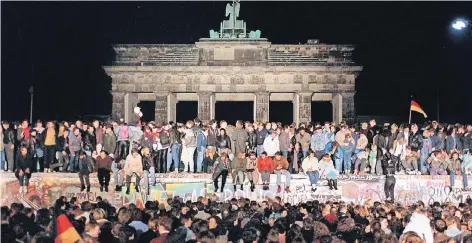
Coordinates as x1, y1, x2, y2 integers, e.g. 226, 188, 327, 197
1, 117, 472, 242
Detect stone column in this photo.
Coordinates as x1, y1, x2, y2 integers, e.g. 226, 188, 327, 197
342, 92, 356, 125
293, 93, 300, 125
210, 93, 216, 120
297, 92, 312, 125
155, 92, 168, 125
124, 93, 139, 123
255, 92, 269, 122
111, 92, 125, 121
167, 93, 177, 122
198, 92, 213, 123
332, 93, 343, 125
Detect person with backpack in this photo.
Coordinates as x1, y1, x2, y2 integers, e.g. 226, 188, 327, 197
78, 151, 94, 192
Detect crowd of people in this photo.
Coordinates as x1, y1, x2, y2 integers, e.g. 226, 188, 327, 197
4, 193, 472, 243
1, 116, 472, 242
1, 117, 472, 197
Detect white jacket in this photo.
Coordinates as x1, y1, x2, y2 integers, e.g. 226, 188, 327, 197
401, 212, 433, 243
302, 157, 320, 172
263, 136, 280, 156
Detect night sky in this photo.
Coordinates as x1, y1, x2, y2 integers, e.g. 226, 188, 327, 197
2, 2, 472, 124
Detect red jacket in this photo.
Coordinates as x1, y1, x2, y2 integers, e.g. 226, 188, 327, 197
257, 157, 274, 173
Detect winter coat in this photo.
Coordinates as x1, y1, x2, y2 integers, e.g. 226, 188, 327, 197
374, 130, 394, 150
461, 133, 472, 150
79, 156, 94, 175
142, 133, 153, 150
445, 135, 458, 153
183, 129, 197, 148
212, 157, 231, 180
169, 129, 181, 145
257, 157, 274, 173
56, 136, 70, 154
142, 155, 154, 171
196, 132, 208, 152
256, 129, 268, 146
84, 132, 96, 151
325, 142, 344, 160
15, 154, 32, 171
217, 135, 232, 149
231, 157, 246, 179
279, 132, 291, 152
159, 131, 170, 148
233, 128, 249, 155
409, 131, 423, 151
273, 156, 289, 170
3, 129, 15, 144
207, 128, 219, 147
69, 134, 82, 153
311, 132, 329, 151
247, 132, 257, 150
102, 133, 117, 154
124, 154, 143, 177
356, 134, 368, 151
263, 136, 280, 157
288, 149, 304, 172
296, 133, 311, 151
302, 157, 320, 172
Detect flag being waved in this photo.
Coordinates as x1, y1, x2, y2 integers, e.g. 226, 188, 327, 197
55, 214, 82, 243
410, 100, 428, 118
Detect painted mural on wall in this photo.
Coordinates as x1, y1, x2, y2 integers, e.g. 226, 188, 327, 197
2, 174, 472, 209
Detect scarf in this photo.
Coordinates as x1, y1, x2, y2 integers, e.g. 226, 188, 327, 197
23, 128, 30, 140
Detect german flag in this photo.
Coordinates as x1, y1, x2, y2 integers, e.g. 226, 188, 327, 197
410, 100, 427, 118
55, 214, 82, 243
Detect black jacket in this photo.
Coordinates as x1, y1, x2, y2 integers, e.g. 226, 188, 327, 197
84, 132, 96, 151
288, 150, 304, 173
56, 136, 70, 154
3, 129, 15, 144
247, 131, 257, 150
159, 131, 170, 148
217, 135, 232, 149
79, 156, 94, 175
207, 128, 219, 147
16, 154, 32, 171
169, 129, 181, 145
409, 131, 423, 151
256, 129, 268, 146
143, 155, 154, 171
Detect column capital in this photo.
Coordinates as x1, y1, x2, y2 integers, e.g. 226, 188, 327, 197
297, 91, 313, 96
197, 91, 214, 96
154, 92, 169, 97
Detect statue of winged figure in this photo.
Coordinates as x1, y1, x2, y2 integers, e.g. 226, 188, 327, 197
225, 0, 240, 20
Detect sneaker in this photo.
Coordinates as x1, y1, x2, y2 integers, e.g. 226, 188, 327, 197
277, 186, 281, 193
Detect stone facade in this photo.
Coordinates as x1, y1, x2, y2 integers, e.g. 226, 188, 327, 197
105, 17, 362, 125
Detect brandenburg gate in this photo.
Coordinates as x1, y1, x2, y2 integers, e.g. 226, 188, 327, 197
104, 1, 362, 125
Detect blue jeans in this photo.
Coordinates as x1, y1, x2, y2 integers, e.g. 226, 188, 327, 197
281, 151, 288, 159
144, 168, 156, 193
256, 145, 264, 157
450, 169, 468, 188
275, 169, 291, 187
197, 146, 205, 172
335, 157, 343, 172
302, 149, 308, 158
420, 155, 428, 173
168, 144, 181, 172
307, 170, 319, 185
0, 150, 5, 171
343, 151, 353, 173
68, 153, 80, 171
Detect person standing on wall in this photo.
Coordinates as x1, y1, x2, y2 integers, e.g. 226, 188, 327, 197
96, 150, 113, 192
78, 151, 94, 192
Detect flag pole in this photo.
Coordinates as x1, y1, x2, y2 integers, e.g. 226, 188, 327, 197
408, 95, 412, 124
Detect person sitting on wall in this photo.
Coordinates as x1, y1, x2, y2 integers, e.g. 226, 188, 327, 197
15, 146, 32, 194
124, 148, 144, 195
96, 150, 113, 192
212, 152, 231, 193
273, 151, 291, 194
141, 147, 155, 196
302, 150, 320, 192
257, 151, 273, 191
246, 150, 259, 192
202, 148, 219, 174
319, 154, 338, 191
231, 152, 246, 191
